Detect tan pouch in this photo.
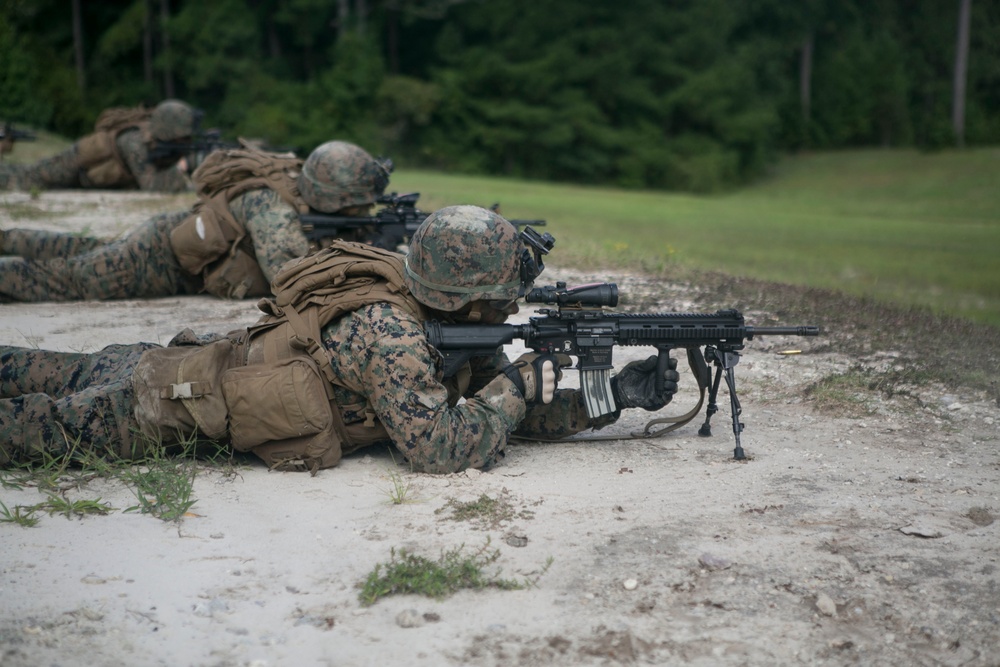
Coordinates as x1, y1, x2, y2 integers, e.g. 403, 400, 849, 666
222, 357, 334, 451
84, 158, 130, 187
169, 207, 231, 275
76, 132, 116, 167
132, 340, 234, 442
202, 247, 270, 299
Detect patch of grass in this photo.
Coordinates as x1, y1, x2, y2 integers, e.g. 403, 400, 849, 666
0, 202, 62, 220
0, 499, 41, 527
120, 462, 198, 522
0, 429, 235, 524
805, 369, 882, 417
804, 366, 934, 417
358, 539, 551, 606
435, 491, 536, 530
37, 494, 114, 519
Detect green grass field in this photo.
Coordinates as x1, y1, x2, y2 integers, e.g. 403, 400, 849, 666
391, 148, 1000, 327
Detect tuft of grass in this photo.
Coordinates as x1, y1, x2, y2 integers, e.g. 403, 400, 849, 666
37, 494, 114, 519
0, 499, 41, 527
121, 462, 198, 522
434, 491, 535, 530
384, 468, 414, 505
358, 538, 551, 606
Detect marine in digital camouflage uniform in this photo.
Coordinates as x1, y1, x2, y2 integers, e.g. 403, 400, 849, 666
0, 141, 390, 302
0, 206, 681, 474
0, 100, 196, 194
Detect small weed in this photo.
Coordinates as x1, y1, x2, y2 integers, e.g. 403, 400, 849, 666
382, 451, 416, 505
385, 468, 414, 505
435, 490, 535, 530
0, 499, 41, 527
121, 461, 198, 522
38, 494, 114, 519
358, 538, 551, 606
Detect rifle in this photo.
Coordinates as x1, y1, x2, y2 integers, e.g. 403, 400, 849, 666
299, 191, 547, 250
148, 128, 238, 164
0, 124, 37, 160
425, 279, 820, 460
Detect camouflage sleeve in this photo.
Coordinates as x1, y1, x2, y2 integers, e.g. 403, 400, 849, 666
233, 189, 311, 282
116, 130, 192, 193
466, 348, 619, 439
322, 304, 526, 474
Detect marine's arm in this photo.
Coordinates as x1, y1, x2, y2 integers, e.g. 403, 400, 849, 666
116, 129, 192, 193
322, 304, 526, 474
467, 350, 619, 440
235, 189, 311, 282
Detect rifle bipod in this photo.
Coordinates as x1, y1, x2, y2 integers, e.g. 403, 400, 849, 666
698, 346, 746, 460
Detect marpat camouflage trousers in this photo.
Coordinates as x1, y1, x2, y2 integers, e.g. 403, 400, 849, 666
0, 210, 201, 301
0, 145, 83, 190
0, 343, 159, 465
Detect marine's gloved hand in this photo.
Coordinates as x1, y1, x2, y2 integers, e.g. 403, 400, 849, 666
503, 353, 561, 404
611, 355, 680, 412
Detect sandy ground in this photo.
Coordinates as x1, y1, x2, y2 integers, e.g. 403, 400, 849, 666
1, 190, 998, 667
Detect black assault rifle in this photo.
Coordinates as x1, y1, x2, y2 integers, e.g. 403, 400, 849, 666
425, 280, 820, 460
0, 123, 37, 159
299, 191, 546, 250
148, 128, 238, 164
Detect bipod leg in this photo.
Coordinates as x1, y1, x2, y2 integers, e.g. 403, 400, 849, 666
698, 347, 725, 438
719, 352, 745, 460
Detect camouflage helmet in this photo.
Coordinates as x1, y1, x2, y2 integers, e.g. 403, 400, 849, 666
149, 99, 200, 142
404, 205, 524, 312
297, 141, 391, 213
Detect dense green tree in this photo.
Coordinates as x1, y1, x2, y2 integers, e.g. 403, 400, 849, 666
2, 0, 998, 191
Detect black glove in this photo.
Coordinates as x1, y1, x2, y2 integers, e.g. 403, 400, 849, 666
611, 355, 680, 412
503, 353, 561, 404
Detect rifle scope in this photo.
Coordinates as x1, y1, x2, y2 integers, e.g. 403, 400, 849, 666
525, 281, 618, 308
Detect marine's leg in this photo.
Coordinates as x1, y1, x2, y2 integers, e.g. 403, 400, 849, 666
0, 146, 82, 191
0, 343, 159, 398
0, 210, 194, 301
0, 379, 145, 466
0, 228, 106, 259
0, 342, 160, 466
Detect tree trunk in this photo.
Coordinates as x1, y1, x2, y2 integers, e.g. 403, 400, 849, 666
338, 0, 349, 40
354, 0, 368, 36
72, 0, 86, 93
143, 0, 154, 88
387, 6, 399, 73
160, 0, 175, 98
952, 0, 972, 148
799, 33, 813, 147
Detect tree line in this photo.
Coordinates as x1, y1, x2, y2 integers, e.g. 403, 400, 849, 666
1, 0, 996, 192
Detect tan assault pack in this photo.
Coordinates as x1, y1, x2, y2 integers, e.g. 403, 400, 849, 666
133, 241, 432, 475
75, 105, 151, 187
168, 142, 306, 299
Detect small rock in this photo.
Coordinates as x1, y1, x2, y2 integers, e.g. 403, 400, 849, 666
396, 609, 424, 628
816, 593, 837, 616
698, 553, 733, 571
623, 579, 638, 591
505, 534, 529, 548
